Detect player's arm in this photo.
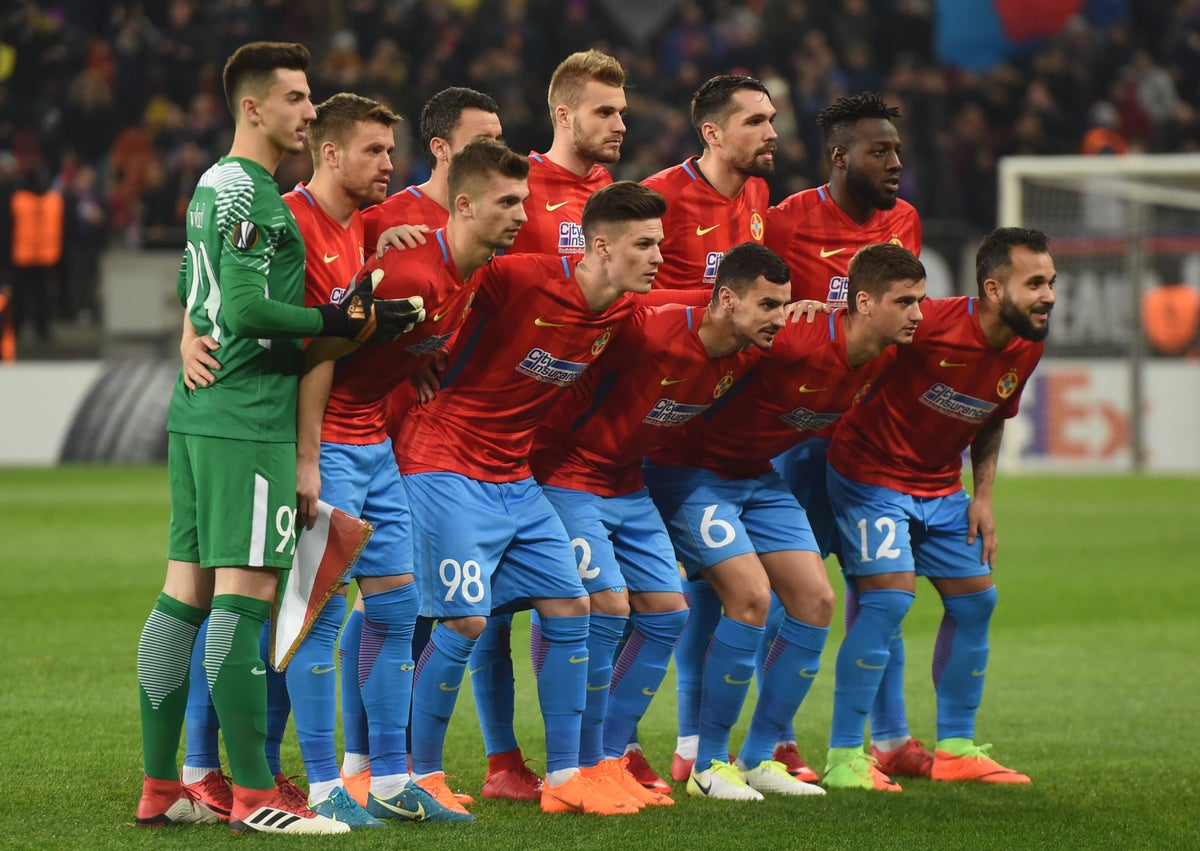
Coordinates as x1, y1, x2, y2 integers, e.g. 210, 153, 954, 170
179, 314, 221, 390
222, 263, 425, 342
967, 416, 1005, 565
296, 336, 358, 529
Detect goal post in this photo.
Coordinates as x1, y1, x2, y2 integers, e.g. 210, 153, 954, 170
997, 154, 1200, 473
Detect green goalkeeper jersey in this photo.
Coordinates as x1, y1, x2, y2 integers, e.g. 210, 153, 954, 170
168, 156, 324, 443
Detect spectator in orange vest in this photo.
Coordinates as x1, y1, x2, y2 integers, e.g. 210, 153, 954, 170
1142, 282, 1200, 358
10, 168, 64, 342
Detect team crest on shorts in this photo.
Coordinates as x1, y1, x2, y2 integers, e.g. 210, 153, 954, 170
713, 371, 735, 398
996, 369, 1019, 399
591, 329, 612, 356
231, 221, 259, 250
750, 212, 764, 241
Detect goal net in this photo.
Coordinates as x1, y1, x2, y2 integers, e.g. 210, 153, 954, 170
997, 154, 1200, 472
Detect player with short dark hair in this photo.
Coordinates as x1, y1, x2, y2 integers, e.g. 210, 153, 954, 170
395, 181, 669, 817
761, 91, 927, 782
822, 227, 1055, 790
136, 41, 420, 836
361, 87, 502, 249
642, 75, 775, 291
528, 241, 786, 808
296, 138, 531, 822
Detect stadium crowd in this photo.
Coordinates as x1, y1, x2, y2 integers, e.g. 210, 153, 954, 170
0, 0, 1197, 351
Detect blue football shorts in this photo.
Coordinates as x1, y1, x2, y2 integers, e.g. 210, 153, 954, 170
826, 464, 991, 579
402, 472, 585, 618
773, 436, 836, 559
642, 461, 818, 577
540, 484, 682, 596
318, 440, 412, 579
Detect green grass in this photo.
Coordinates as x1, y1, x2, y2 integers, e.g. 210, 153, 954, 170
0, 467, 1197, 849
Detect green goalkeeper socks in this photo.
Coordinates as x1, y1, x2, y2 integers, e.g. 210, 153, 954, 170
207, 593, 275, 790
138, 592, 206, 780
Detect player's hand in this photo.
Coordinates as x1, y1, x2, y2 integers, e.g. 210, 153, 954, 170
296, 456, 321, 530
785, 300, 832, 323
409, 351, 447, 404
376, 224, 430, 257
182, 334, 221, 389
966, 495, 997, 566
316, 267, 426, 343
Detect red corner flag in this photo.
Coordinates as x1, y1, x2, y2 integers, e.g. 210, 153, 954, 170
270, 501, 373, 670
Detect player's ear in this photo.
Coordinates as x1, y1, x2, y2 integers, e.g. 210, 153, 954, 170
240, 94, 261, 126
430, 136, 450, 166
983, 276, 1003, 303
454, 192, 473, 219
553, 103, 571, 131
321, 140, 339, 170
830, 144, 847, 170
591, 232, 609, 259
701, 120, 721, 149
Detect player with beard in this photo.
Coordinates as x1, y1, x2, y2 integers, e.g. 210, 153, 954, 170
821, 227, 1055, 790
642, 75, 775, 291
766, 92, 921, 306
507, 50, 625, 256
482, 50, 628, 801
632, 74, 776, 790
760, 91, 925, 783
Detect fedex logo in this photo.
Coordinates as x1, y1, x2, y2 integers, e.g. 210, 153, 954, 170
703, 251, 724, 283
558, 222, 585, 253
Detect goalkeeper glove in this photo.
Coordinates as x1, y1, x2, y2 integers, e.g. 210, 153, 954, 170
316, 268, 426, 343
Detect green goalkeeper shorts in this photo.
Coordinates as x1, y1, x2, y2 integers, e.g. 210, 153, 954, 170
167, 432, 297, 569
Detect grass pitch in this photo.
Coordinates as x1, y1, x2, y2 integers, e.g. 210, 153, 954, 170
0, 467, 1196, 849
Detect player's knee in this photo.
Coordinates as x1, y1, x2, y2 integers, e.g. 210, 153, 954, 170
443, 615, 487, 641
590, 588, 631, 617
942, 585, 997, 627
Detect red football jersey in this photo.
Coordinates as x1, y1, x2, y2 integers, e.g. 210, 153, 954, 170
321, 229, 478, 444
361, 185, 449, 252
765, 184, 922, 304
508, 153, 613, 256
649, 310, 896, 479
530, 304, 760, 496
828, 297, 1044, 496
642, 157, 769, 290
394, 253, 639, 481
285, 182, 366, 307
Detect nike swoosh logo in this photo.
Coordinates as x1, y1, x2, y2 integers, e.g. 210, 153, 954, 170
433, 310, 448, 322
971, 668, 987, 677
661, 377, 687, 386
467, 666, 485, 677
855, 658, 886, 671
545, 200, 570, 212
534, 317, 564, 328
691, 773, 712, 795
819, 247, 846, 258
723, 674, 752, 685
250, 666, 267, 676
696, 224, 720, 237
797, 385, 826, 393
586, 682, 610, 692
940, 360, 968, 368
323, 253, 340, 263
370, 794, 424, 820
438, 681, 462, 691
568, 655, 588, 665
798, 668, 818, 679
311, 665, 337, 675
642, 687, 657, 696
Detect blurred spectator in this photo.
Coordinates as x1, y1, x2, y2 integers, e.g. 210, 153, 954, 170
1081, 100, 1130, 154
59, 162, 107, 324
9, 166, 63, 342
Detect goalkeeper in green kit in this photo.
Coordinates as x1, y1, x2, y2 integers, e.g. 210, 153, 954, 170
134, 41, 423, 835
